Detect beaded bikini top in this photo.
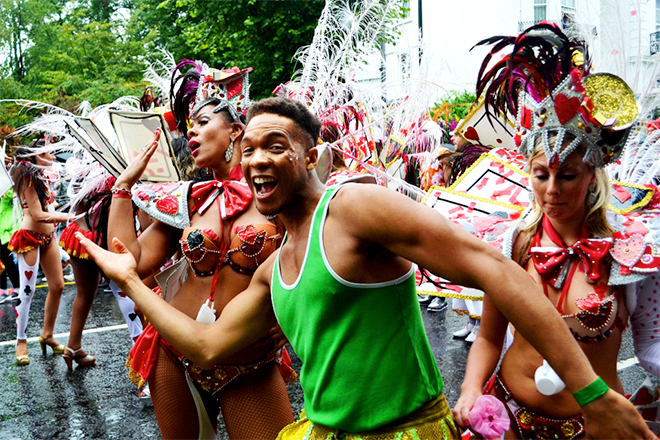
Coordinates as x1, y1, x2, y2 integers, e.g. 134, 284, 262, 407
530, 216, 625, 343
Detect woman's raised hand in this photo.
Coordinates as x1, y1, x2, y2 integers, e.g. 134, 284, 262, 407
114, 128, 161, 189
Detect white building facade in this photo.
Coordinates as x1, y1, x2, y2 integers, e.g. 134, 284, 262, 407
355, 0, 659, 103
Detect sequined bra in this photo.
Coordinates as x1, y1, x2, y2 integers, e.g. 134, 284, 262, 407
529, 216, 625, 344
180, 223, 281, 277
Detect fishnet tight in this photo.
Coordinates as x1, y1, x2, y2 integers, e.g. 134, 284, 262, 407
219, 360, 294, 439
150, 346, 294, 439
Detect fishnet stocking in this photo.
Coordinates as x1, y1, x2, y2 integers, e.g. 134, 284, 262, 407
218, 362, 294, 440
149, 346, 220, 439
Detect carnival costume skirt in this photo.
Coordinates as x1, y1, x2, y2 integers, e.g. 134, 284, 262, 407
8, 229, 53, 254
60, 223, 96, 259
276, 394, 459, 440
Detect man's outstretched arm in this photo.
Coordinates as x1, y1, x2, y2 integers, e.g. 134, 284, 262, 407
78, 234, 278, 368
333, 184, 657, 440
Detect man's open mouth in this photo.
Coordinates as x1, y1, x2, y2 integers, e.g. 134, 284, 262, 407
253, 177, 278, 196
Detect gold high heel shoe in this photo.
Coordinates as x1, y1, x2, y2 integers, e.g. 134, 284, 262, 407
39, 335, 65, 355
63, 347, 96, 369
16, 341, 29, 365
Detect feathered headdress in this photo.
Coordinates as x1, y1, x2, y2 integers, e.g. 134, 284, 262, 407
170, 61, 252, 138
474, 23, 638, 168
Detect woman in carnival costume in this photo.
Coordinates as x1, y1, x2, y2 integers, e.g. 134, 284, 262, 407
454, 24, 660, 438
109, 62, 295, 440
59, 164, 144, 368
8, 139, 72, 365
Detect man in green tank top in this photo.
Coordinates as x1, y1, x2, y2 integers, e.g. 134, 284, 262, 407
80, 97, 656, 440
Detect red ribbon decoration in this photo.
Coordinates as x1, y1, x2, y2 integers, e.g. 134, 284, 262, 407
531, 216, 612, 288
190, 180, 252, 218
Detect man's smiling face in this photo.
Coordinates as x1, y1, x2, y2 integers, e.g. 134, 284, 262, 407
241, 113, 311, 216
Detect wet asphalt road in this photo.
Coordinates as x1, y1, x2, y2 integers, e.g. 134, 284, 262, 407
0, 279, 657, 439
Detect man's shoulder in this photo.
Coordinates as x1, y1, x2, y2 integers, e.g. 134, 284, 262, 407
328, 182, 388, 210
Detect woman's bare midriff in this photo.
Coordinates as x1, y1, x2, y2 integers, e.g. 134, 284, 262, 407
498, 251, 628, 418
162, 202, 276, 365
19, 206, 55, 236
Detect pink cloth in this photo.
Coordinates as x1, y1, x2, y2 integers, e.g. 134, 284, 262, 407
468, 395, 510, 439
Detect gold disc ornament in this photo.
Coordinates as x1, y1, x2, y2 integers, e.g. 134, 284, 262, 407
583, 73, 638, 129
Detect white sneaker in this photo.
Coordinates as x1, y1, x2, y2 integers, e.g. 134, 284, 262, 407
452, 322, 474, 338
427, 297, 447, 312
465, 323, 480, 343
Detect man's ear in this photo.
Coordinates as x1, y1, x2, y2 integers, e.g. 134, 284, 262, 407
306, 144, 319, 171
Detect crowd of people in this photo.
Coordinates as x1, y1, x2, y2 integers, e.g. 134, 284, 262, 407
1, 9, 660, 440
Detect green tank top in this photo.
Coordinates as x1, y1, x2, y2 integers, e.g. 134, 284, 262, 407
271, 185, 443, 432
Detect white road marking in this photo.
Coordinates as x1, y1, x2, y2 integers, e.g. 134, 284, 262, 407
617, 357, 639, 371
0, 324, 128, 347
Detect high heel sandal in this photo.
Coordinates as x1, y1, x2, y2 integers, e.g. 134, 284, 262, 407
39, 335, 65, 355
63, 347, 96, 369
16, 341, 29, 366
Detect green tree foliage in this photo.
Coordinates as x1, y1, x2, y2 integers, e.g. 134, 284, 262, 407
130, 0, 327, 100
432, 90, 476, 122
0, 0, 149, 129
0, 0, 407, 133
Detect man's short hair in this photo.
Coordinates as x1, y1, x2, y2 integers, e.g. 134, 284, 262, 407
246, 97, 322, 149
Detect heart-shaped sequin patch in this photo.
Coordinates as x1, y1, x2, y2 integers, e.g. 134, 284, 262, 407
156, 195, 178, 215
611, 234, 645, 267
554, 94, 581, 125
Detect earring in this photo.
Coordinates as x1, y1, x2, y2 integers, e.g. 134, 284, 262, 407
225, 138, 234, 163
528, 191, 535, 202
587, 184, 597, 206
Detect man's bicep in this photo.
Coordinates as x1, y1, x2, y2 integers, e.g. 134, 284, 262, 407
353, 188, 503, 288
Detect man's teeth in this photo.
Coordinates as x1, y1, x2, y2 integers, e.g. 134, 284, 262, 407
253, 177, 277, 194
253, 177, 276, 185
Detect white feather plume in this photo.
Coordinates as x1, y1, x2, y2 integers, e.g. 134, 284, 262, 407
293, 0, 399, 115
143, 49, 178, 101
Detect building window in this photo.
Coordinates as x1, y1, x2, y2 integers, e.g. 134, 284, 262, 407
657, 0, 660, 31
535, 0, 547, 23
400, 53, 410, 79
562, 0, 576, 9
402, 0, 410, 18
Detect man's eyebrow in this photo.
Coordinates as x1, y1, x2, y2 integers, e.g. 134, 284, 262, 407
243, 130, 291, 143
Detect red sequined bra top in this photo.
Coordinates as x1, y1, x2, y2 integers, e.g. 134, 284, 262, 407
179, 180, 281, 277
530, 216, 626, 343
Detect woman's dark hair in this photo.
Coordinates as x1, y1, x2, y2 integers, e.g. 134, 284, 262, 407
444, 143, 491, 186
83, 191, 112, 250
11, 141, 50, 209
170, 137, 212, 182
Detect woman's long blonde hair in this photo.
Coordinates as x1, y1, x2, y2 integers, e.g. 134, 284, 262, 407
517, 133, 613, 263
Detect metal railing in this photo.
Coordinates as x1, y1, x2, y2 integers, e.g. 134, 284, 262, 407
651, 31, 660, 56
518, 19, 559, 33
